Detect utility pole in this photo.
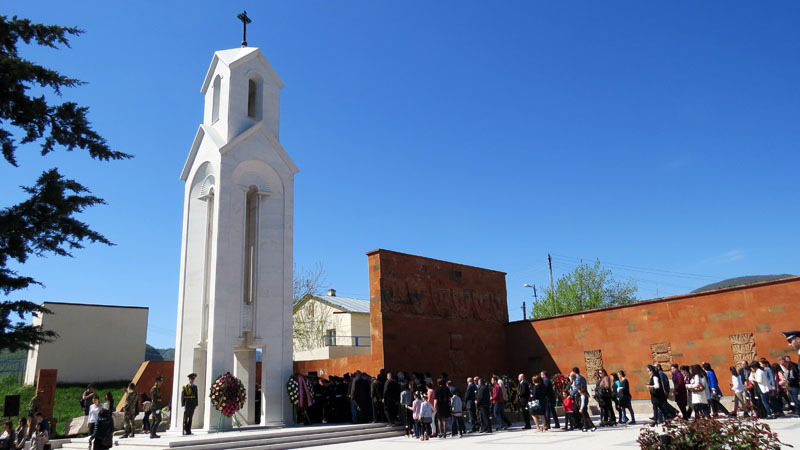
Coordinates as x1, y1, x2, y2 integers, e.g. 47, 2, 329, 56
548, 253, 555, 294
521, 301, 526, 320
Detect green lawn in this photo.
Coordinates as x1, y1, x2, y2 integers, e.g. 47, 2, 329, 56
0, 375, 129, 437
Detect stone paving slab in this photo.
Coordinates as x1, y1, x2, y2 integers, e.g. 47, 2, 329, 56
315, 417, 800, 449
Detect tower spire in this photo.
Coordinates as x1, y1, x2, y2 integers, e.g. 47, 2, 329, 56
237, 11, 252, 47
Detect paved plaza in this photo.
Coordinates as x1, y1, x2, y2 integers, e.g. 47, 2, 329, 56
317, 417, 800, 449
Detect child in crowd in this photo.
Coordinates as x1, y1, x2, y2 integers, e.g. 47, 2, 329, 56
450, 388, 466, 438
562, 390, 576, 431
410, 391, 422, 438
578, 385, 596, 432
419, 393, 434, 441
141, 393, 152, 433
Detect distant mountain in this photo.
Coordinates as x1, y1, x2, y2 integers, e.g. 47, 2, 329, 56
145, 345, 174, 361
692, 274, 795, 293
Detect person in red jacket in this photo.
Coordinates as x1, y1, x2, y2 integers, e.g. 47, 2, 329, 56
490, 376, 512, 430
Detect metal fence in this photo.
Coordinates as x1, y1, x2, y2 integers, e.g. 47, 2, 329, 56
322, 335, 370, 347
0, 357, 26, 384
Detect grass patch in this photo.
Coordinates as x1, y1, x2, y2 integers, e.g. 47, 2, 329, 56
0, 375, 129, 437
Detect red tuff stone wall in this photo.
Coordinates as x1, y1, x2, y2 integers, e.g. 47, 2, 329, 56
293, 249, 509, 387
371, 249, 509, 387
504, 277, 800, 400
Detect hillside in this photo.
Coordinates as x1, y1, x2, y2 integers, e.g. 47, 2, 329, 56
145, 345, 174, 361
692, 274, 795, 293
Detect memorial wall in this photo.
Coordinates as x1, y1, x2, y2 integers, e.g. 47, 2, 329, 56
295, 251, 800, 402
505, 276, 800, 400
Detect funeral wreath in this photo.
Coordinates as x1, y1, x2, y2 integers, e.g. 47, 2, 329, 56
210, 372, 247, 417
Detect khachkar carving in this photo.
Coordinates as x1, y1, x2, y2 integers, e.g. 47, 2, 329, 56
729, 333, 757, 363
650, 342, 673, 371
584, 349, 603, 382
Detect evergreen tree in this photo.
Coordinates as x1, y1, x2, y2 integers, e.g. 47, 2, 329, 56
0, 15, 131, 351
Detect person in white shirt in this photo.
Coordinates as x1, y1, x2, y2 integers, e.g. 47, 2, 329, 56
87, 395, 104, 448
749, 362, 775, 419
29, 422, 48, 450
729, 365, 747, 417
685, 365, 709, 418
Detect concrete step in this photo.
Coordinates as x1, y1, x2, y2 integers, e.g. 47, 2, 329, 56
58, 423, 405, 450
217, 428, 406, 450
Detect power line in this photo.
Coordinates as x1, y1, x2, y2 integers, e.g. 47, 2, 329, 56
550, 253, 721, 281
548, 260, 695, 292
507, 263, 549, 280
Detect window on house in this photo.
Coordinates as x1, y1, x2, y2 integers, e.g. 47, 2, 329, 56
325, 329, 337, 347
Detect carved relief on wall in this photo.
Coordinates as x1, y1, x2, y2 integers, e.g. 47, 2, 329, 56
584, 349, 603, 382
650, 342, 673, 371
729, 333, 757, 363
379, 280, 506, 322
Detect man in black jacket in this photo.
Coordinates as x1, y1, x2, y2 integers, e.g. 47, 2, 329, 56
518, 374, 532, 429
349, 371, 371, 423
383, 372, 401, 425
371, 374, 385, 423
464, 377, 478, 432
92, 409, 114, 450
476, 378, 492, 433
541, 370, 560, 429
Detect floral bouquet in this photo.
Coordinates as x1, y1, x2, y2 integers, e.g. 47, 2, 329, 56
552, 373, 569, 395
210, 372, 247, 417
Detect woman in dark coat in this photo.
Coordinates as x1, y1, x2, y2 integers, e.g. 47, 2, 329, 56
530, 376, 547, 432
433, 379, 452, 438
646, 365, 669, 426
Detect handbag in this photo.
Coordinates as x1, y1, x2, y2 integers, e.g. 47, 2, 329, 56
528, 399, 541, 410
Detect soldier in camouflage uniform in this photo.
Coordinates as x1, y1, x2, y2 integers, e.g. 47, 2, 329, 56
150, 376, 163, 439
121, 383, 138, 438
27, 390, 42, 437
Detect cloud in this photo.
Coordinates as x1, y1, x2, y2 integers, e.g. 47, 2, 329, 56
701, 249, 745, 265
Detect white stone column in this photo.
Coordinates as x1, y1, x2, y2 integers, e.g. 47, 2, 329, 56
234, 348, 257, 424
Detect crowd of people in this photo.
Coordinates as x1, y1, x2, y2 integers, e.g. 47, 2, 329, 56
0, 388, 52, 450
290, 353, 800, 440
0, 375, 167, 450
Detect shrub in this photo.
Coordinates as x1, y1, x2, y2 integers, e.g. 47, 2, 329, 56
637, 416, 790, 450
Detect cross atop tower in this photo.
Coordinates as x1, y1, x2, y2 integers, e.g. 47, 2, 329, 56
237, 11, 252, 47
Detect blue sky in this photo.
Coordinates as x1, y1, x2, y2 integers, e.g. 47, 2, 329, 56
4, 1, 799, 348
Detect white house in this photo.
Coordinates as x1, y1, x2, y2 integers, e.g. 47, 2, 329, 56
24, 302, 148, 384
293, 289, 371, 361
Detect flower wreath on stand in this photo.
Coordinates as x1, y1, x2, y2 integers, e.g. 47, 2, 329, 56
210, 372, 247, 431
552, 373, 569, 405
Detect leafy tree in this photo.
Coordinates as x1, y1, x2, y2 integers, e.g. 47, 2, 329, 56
0, 16, 131, 352
529, 259, 637, 319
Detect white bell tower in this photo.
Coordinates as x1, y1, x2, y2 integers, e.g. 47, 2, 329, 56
172, 46, 296, 431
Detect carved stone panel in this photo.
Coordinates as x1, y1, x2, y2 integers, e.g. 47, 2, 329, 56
729, 333, 757, 363
584, 349, 603, 382
651, 342, 673, 371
